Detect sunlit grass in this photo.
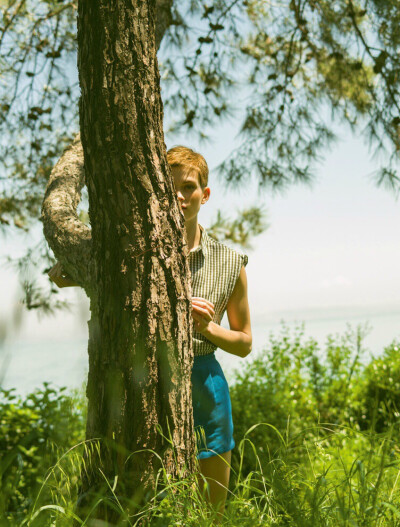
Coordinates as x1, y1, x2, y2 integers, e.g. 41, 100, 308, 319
3, 324, 400, 526
18, 421, 400, 527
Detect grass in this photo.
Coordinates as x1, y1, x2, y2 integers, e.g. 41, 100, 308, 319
3, 324, 400, 526
18, 421, 400, 527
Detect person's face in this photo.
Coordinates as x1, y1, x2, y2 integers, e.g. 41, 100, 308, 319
172, 166, 210, 222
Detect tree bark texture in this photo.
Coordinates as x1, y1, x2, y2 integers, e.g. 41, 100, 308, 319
42, 0, 196, 521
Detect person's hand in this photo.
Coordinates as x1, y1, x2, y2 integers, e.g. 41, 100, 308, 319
48, 261, 77, 288
191, 297, 215, 334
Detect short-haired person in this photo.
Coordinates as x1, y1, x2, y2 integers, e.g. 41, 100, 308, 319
48, 146, 252, 520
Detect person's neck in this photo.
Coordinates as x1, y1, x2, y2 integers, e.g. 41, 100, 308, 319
185, 217, 201, 251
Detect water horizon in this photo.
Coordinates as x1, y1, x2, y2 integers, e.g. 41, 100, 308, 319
1, 303, 399, 397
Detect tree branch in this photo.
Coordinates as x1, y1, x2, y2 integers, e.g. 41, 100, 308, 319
155, 0, 174, 50
41, 133, 93, 292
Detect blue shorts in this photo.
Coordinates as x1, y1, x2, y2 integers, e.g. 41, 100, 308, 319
191, 352, 235, 460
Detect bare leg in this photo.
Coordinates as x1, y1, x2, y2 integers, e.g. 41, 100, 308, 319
196, 450, 231, 523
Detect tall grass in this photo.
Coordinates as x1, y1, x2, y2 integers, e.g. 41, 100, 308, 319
2, 323, 400, 526
17, 422, 400, 526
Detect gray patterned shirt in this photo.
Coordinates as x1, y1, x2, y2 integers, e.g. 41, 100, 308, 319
189, 224, 248, 356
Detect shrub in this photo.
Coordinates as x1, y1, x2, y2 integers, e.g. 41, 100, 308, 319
2, 324, 400, 525
356, 339, 400, 433
0, 382, 86, 524
229, 323, 370, 481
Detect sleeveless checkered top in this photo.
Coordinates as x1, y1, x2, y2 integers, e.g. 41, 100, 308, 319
189, 224, 248, 356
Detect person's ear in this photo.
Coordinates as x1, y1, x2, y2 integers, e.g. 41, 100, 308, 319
201, 187, 210, 204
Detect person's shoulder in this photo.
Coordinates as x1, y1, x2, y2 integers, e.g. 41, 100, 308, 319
207, 234, 241, 255
206, 233, 248, 266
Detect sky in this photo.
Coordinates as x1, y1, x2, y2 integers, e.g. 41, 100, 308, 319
1, 105, 400, 392
2, 121, 400, 321
180, 119, 400, 314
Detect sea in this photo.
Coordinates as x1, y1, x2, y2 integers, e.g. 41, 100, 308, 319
1, 305, 399, 397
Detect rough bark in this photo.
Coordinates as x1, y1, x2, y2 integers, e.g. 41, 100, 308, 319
42, 0, 196, 522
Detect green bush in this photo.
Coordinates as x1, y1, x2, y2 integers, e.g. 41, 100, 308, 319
356, 340, 400, 433
0, 382, 86, 525
229, 323, 379, 479
2, 324, 400, 526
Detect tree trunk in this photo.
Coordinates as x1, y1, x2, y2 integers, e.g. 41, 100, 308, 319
68, 0, 194, 521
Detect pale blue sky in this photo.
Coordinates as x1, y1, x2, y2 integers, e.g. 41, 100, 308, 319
171, 118, 400, 313
2, 118, 400, 326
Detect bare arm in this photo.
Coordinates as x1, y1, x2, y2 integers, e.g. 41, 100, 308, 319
192, 266, 252, 358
